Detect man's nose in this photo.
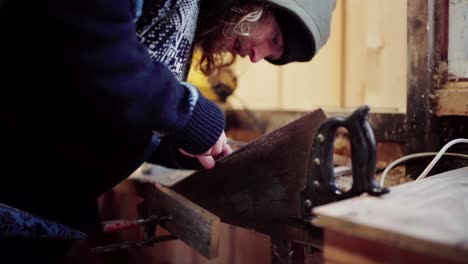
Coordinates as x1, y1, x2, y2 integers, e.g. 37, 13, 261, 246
249, 43, 270, 63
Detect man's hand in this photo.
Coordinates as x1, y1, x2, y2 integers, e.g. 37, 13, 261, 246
179, 131, 232, 169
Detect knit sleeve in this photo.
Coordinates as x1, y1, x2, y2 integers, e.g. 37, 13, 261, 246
47, 0, 225, 154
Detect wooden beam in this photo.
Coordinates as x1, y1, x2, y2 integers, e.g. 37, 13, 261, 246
137, 182, 220, 259
435, 83, 468, 116
313, 166, 468, 263
225, 109, 407, 143
366, 113, 406, 143
441, 81, 468, 89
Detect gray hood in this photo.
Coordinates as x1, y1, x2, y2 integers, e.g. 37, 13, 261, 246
264, 0, 336, 65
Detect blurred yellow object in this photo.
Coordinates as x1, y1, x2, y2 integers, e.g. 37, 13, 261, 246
187, 50, 237, 102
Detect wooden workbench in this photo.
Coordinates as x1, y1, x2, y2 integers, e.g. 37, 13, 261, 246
313, 166, 468, 264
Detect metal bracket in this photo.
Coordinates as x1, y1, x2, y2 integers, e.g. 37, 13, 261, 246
89, 215, 175, 255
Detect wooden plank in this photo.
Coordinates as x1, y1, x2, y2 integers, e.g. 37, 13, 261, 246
140, 183, 220, 259
435, 88, 468, 116
129, 164, 195, 187
225, 109, 407, 143
313, 166, 468, 263
323, 229, 460, 264
442, 81, 468, 89
366, 113, 406, 143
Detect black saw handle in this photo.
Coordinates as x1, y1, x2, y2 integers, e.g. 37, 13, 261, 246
301, 106, 388, 214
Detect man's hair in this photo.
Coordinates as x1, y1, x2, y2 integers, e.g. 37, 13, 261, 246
195, 2, 268, 76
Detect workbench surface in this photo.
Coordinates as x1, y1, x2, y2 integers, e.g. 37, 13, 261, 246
313, 166, 468, 263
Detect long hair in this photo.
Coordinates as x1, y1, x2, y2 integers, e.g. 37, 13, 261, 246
195, 1, 268, 75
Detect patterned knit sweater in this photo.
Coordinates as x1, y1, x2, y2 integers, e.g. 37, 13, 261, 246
136, 0, 199, 81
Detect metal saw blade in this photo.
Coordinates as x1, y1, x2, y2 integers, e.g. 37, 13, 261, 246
172, 109, 327, 243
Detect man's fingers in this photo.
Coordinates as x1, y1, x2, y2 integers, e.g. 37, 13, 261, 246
179, 147, 216, 169
212, 144, 233, 160
210, 132, 227, 156
223, 143, 233, 156
198, 156, 215, 169
178, 131, 230, 169
211, 141, 222, 156
180, 144, 232, 169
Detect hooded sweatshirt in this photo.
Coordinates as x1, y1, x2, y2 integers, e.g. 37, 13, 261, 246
264, 0, 336, 64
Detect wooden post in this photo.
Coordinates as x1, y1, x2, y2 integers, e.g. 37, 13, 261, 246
406, 0, 447, 178
407, 0, 468, 177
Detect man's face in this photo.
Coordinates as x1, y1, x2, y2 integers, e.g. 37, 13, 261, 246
221, 11, 284, 63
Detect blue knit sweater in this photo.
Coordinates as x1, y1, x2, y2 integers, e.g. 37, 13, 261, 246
0, 0, 224, 232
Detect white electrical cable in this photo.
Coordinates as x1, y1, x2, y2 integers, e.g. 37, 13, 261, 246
416, 138, 468, 180
380, 138, 468, 187
379, 152, 468, 187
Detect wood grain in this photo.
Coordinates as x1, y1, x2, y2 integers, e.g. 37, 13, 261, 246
323, 229, 459, 264
406, 0, 446, 177
313, 166, 468, 263
144, 183, 220, 259
435, 87, 468, 116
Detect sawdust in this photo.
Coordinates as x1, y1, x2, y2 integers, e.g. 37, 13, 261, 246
376, 166, 413, 187
335, 165, 413, 191
335, 175, 353, 191
332, 128, 413, 189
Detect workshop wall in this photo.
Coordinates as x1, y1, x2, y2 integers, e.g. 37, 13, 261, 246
229, 0, 408, 113
448, 0, 468, 79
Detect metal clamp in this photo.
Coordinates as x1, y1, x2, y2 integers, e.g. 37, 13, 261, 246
90, 215, 175, 255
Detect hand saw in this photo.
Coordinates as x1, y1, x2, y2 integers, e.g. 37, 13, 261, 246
171, 106, 388, 253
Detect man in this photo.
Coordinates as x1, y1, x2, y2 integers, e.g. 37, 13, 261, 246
0, 0, 335, 258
